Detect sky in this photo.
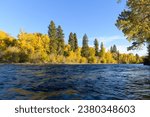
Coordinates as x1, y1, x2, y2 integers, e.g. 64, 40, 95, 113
0, 0, 147, 56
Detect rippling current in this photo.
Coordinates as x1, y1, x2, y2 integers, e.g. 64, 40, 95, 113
0, 64, 150, 100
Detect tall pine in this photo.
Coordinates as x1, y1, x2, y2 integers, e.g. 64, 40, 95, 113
112, 45, 117, 53
99, 42, 105, 58
68, 32, 75, 51
74, 33, 78, 51
57, 25, 65, 55
94, 38, 99, 56
110, 46, 113, 53
48, 21, 57, 54
81, 34, 89, 58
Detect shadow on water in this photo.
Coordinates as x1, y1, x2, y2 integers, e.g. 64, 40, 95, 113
0, 64, 150, 100
8, 88, 79, 100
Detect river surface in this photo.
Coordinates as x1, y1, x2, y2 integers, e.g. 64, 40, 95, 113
0, 64, 150, 100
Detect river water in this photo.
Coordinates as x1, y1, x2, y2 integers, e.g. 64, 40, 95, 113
0, 64, 149, 100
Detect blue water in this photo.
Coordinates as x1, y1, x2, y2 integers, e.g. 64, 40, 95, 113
0, 64, 150, 100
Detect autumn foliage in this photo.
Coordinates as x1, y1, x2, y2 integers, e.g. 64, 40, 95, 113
0, 21, 143, 64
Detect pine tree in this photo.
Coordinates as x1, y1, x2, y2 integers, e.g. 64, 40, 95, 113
135, 54, 140, 63
116, 0, 150, 65
99, 42, 105, 58
81, 34, 89, 58
94, 38, 99, 56
74, 33, 78, 51
110, 46, 113, 53
112, 45, 117, 53
48, 20, 57, 54
57, 25, 65, 55
68, 32, 75, 51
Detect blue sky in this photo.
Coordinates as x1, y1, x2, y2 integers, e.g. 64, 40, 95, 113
0, 0, 147, 56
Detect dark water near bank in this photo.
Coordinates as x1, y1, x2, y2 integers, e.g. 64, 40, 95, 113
0, 64, 150, 100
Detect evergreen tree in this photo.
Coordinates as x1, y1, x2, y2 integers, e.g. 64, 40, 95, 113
48, 20, 57, 54
94, 38, 99, 56
74, 33, 78, 51
116, 0, 150, 49
110, 45, 117, 53
68, 32, 75, 51
99, 42, 105, 58
116, 0, 150, 64
112, 45, 117, 53
110, 46, 113, 53
135, 54, 140, 63
57, 25, 65, 55
81, 34, 89, 58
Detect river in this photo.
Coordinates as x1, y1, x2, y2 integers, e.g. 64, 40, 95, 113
0, 64, 149, 100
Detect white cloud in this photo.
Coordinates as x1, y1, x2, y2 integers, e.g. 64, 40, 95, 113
89, 35, 125, 44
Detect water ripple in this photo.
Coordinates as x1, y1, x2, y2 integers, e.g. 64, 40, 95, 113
0, 64, 150, 100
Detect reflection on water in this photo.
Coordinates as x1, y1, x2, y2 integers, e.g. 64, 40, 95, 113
0, 64, 150, 100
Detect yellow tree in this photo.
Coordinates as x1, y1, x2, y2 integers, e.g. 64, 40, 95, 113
0, 31, 16, 50
18, 32, 50, 63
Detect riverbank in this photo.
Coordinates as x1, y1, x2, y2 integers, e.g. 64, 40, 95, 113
0, 62, 144, 66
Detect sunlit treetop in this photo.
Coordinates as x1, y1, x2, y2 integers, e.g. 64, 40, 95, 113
116, 0, 150, 50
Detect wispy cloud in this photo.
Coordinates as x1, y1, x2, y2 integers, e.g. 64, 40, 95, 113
89, 35, 125, 44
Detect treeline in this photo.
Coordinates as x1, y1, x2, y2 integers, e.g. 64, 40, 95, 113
0, 21, 143, 64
